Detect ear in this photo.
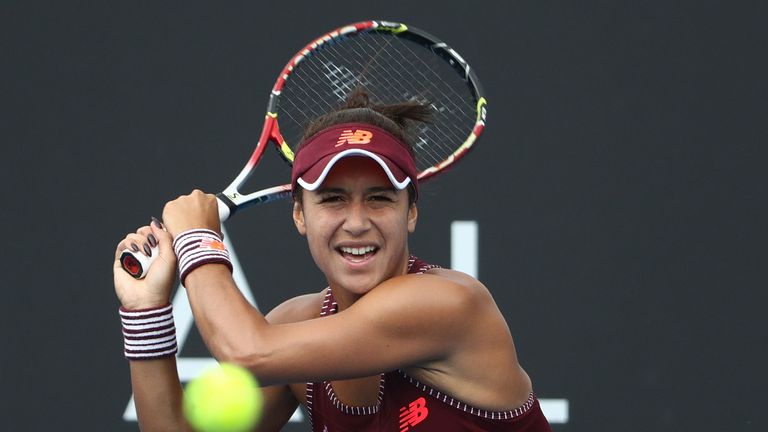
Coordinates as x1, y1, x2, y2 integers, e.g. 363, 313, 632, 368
407, 203, 418, 234
293, 201, 306, 235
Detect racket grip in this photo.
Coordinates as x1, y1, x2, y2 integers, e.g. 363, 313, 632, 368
120, 245, 159, 279
217, 196, 232, 222
120, 196, 231, 278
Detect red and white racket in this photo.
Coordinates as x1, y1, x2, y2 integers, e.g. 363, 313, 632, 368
121, 20, 487, 278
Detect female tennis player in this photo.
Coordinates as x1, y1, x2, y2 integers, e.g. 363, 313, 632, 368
114, 91, 551, 431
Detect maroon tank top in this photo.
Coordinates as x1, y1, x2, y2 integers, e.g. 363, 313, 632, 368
306, 256, 552, 432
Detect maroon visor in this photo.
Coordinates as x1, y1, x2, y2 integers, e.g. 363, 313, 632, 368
290, 123, 418, 198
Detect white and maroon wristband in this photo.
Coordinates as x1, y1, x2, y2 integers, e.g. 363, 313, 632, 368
120, 303, 178, 360
172, 228, 233, 286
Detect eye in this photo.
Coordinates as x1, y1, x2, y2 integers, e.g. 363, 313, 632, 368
369, 194, 395, 202
319, 194, 344, 203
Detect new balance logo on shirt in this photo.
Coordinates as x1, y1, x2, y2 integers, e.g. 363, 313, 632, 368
399, 397, 429, 432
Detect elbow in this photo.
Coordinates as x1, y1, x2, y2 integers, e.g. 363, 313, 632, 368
223, 349, 278, 385
210, 339, 270, 377
198, 319, 279, 383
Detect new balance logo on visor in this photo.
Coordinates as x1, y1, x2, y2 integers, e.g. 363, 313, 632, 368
336, 129, 373, 146
399, 397, 429, 432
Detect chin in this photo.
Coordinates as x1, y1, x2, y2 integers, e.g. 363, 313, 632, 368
347, 279, 380, 295
335, 274, 382, 296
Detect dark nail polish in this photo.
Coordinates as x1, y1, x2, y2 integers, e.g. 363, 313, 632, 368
151, 216, 163, 229
130, 242, 140, 252
147, 234, 158, 248
143, 244, 152, 257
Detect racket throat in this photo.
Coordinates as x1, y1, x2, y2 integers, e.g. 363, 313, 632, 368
216, 192, 238, 221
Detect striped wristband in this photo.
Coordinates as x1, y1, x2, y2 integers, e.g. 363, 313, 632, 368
120, 303, 178, 360
173, 228, 233, 286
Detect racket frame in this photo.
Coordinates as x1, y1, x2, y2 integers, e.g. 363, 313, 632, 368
216, 20, 487, 220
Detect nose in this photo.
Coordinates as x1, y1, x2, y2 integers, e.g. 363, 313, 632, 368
342, 200, 371, 236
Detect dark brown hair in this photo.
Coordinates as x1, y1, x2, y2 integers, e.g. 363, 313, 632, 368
294, 89, 431, 205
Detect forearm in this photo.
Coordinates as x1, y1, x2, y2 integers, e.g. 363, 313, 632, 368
184, 264, 270, 365
129, 358, 192, 432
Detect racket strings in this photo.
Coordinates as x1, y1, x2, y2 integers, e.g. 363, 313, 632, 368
340, 36, 455, 165
349, 35, 474, 165
394, 41, 477, 143
334, 33, 475, 159
278, 31, 477, 173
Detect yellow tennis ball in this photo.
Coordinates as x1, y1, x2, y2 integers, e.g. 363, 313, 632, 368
183, 363, 263, 432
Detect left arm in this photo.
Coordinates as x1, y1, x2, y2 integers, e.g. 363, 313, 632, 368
161, 190, 481, 385
184, 265, 475, 385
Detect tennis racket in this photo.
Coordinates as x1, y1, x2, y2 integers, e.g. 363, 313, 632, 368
121, 20, 487, 278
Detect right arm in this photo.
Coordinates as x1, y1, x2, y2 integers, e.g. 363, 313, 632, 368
113, 221, 315, 431
129, 358, 189, 431
114, 221, 192, 431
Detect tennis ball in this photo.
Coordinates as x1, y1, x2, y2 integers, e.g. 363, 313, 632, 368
183, 363, 263, 432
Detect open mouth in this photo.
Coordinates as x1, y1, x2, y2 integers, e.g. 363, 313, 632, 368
338, 245, 378, 262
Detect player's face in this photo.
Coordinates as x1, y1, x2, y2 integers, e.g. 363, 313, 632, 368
293, 157, 417, 301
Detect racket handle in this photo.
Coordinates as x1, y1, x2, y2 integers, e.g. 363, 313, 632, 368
119, 196, 232, 279
120, 245, 160, 279
216, 196, 232, 222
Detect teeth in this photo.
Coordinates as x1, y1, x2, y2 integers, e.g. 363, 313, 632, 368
340, 246, 375, 256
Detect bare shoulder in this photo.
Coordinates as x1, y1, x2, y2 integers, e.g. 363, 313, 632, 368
427, 267, 488, 292
359, 268, 497, 325
379, 269, 525, 409
264, 290, 326, 324
402, 267, 494, 306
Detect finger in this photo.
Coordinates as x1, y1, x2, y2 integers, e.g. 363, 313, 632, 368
136, 226, 150, 235
136, 226, 160, 252
150, 217, 173, 246
115, 233, 143, 260
150, 217, 175, 262
114, 232, 154, 261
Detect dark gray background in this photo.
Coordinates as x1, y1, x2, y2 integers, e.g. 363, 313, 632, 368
2, 1, 766, 430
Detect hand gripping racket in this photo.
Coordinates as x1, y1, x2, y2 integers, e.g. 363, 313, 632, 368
121, 20, 488, 278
